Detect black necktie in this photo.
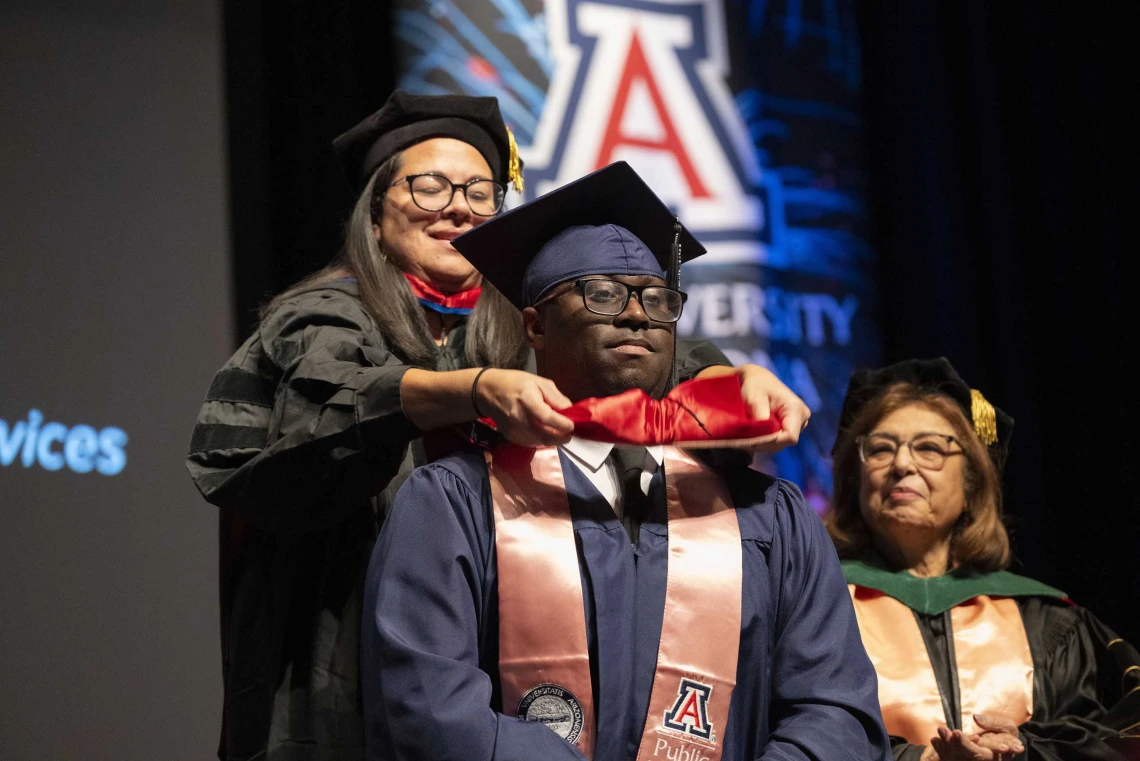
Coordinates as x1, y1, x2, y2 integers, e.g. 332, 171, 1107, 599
610, 444, 650, 546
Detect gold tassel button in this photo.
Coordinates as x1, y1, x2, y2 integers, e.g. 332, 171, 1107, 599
971, 389, 998, 445
506, 126, 524, 193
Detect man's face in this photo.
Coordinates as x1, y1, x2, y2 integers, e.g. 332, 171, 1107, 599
525, 274, 675, 402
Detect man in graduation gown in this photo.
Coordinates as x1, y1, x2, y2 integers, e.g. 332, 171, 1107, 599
360, 162, 892, 761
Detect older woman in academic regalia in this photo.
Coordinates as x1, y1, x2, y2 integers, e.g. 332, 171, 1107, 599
826, 357, 1140, 761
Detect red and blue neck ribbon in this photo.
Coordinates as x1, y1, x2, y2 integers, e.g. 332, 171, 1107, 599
404, 273, 482, 315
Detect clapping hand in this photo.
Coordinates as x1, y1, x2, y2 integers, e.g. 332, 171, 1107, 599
926, 714, 1024, 761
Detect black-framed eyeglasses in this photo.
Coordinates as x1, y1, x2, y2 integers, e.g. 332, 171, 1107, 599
539, 278, 688, 323
856, 432, 961, 471
390, 173, 506, 216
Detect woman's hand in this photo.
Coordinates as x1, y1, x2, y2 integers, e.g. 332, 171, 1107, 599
929, 721, 1023, 761
971, 714, 1024, 758
695, 364, 811, 449
401, 367, 573, 446
474, 369, 575, 447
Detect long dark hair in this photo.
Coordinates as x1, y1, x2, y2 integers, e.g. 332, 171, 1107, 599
262, 152, 529, 370
825, 383, 1011, 573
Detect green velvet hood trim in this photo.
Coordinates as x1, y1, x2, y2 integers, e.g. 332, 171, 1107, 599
842, 558, 1066, 616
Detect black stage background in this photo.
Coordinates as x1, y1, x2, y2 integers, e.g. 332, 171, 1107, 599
224, 0, 1137, 643
1, 1, 229, 757
860, 1, 1137, 641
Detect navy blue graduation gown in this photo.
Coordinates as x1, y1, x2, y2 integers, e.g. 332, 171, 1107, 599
361, 450, 890, 761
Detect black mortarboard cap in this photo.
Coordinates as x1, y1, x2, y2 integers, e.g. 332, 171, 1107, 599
834, 357, 1014, 470
451, 161, 705, 311
331, 89, 523, 194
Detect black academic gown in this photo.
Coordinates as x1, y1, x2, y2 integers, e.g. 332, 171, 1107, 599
185, 281, 736, 761
843, 559, 1140, 761
361, 450, 892, 761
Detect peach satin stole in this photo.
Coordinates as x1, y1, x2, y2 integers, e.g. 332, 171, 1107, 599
848, 586, 1034, 744
487, 446, 742, 761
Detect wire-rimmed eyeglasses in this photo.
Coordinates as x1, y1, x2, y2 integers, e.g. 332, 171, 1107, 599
390, 173, 506, 216
856, 432, 961, 471
536, 278, 688, 323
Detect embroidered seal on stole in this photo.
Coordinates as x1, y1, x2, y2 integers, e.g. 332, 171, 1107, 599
517, 683, 585, 742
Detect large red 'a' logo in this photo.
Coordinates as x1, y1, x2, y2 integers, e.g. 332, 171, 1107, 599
523, 0, 765, 257
596, 31, 710, 199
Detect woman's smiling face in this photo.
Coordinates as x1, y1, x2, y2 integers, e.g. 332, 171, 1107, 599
859, 402, 967, 547
376, 137, 494, 292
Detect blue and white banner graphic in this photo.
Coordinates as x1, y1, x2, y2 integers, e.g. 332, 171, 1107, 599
394, 0, 879, 505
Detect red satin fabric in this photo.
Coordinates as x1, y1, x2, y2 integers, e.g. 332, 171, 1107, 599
558, 374, 781, 446
403, 272, 482, 311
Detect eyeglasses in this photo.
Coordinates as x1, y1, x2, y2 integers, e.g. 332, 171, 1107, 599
391, 173, 506, 216
856, 433, 961, 471
538, 278, 688, 323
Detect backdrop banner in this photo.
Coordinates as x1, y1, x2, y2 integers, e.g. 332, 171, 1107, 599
393, 0, 878, 504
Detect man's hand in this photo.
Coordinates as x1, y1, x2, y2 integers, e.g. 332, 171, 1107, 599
696, 364, 810, 450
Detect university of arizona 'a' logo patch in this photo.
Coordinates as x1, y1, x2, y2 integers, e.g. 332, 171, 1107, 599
662, 677, 714, 740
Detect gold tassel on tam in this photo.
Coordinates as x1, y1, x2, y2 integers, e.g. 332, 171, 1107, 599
506, 126, 524, 193
971, 389, 998, 445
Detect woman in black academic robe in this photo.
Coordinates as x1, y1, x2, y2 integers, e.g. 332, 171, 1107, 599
824, 357, 1140, 761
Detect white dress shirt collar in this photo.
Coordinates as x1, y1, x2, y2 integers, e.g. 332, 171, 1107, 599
560, 437, 664, 471
559, 437, 663, 518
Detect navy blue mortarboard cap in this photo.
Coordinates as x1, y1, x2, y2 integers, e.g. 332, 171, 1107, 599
520, 224, 663, 306
452, 161, 705, 310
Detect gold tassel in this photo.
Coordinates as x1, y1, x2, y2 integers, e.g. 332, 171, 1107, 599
971, 389, 998, 445
506, 126, 524, 193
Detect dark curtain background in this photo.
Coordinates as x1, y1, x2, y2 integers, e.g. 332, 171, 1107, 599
860, 1, 1137, 641
224, 0, 397, 340
223, 1, 1137, 641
